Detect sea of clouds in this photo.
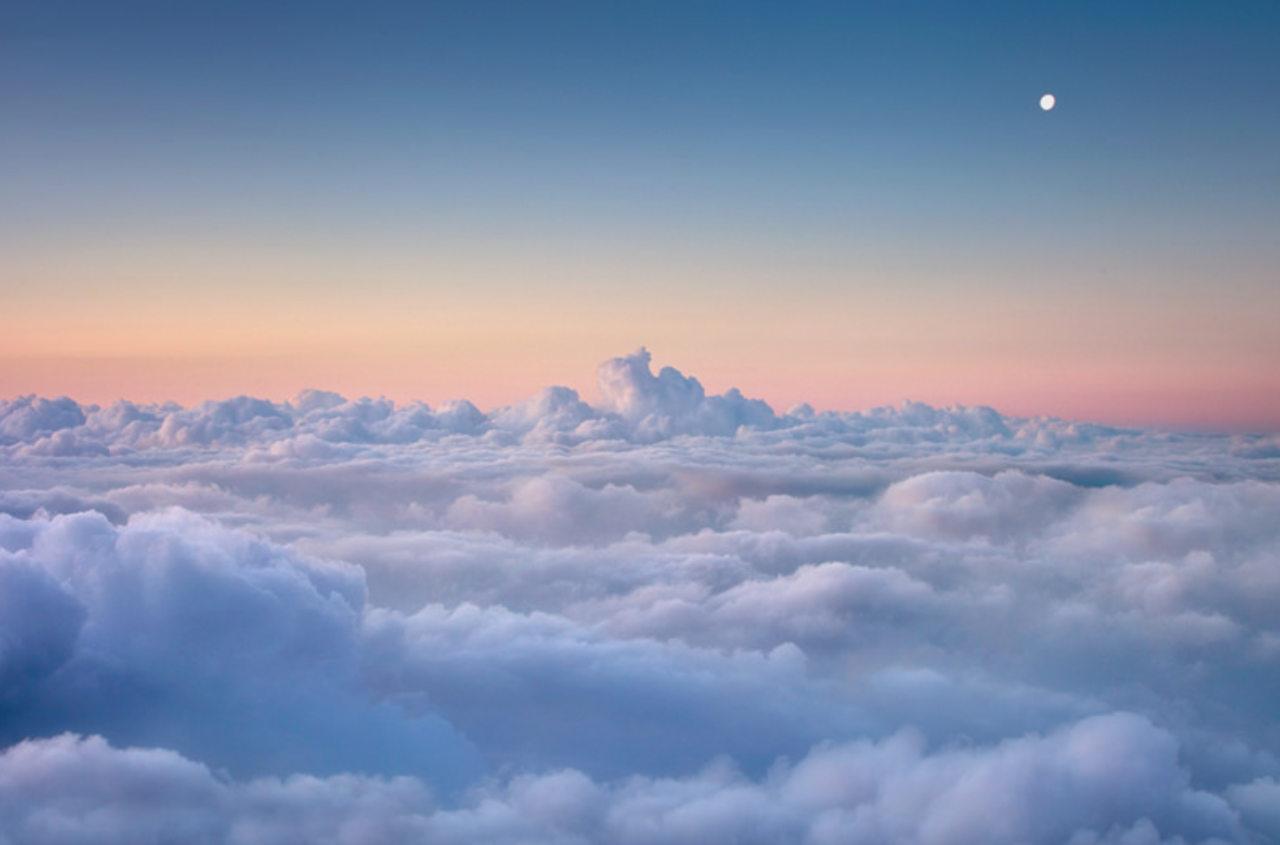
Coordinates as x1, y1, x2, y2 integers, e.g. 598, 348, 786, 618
2, 348, 1279, 844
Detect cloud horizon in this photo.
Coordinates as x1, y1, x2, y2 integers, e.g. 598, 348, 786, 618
3, 350, 1279, 842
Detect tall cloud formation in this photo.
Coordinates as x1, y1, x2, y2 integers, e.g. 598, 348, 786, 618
2, 350, 1280, 843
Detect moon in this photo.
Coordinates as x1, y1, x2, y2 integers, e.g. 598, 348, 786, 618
1040, 93, 1056, 111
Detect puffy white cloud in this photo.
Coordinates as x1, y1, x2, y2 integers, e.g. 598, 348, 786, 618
361, 602, 849, 778
490, 385, 613, 444
443, 474, 671, 544
0, 510, 481, 784
4, 352, 1280, 841
596, 347, 778, 440
869, 469, 1084, 543
0, 396, 85, 445
0, 716, 1245, 845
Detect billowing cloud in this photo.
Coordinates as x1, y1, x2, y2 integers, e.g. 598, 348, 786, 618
0, 510, 480, 784
3, 352, 1280, 841
0, 716, 1246, 845
596, 347, 778, 440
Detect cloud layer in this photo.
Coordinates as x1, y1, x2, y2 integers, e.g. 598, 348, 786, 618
3, 350, 1279, 842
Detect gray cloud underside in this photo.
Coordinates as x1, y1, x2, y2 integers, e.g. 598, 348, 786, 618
2, 350, 1279, 843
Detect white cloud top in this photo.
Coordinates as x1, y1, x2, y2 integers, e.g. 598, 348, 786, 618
2, 350, 1279, 842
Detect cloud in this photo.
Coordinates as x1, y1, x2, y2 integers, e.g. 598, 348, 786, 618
868, 469, 1084, 543
4, 351, 1280, 841
1225, 777, 1280, 841
0, 510, 480, 785
0, 396, 85, 445
0, 544, 85, 700
362, 601, 853, 778
443, 473, 669, 544
596, 347, 779, 440
0, 716, 1244, 845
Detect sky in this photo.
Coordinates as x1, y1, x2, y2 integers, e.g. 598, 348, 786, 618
3, 1, 1279, 428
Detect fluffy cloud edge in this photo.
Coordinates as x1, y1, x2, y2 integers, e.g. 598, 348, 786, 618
0, 714, 1258, 845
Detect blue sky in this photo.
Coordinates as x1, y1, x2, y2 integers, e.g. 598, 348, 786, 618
3, 1, 1278, 426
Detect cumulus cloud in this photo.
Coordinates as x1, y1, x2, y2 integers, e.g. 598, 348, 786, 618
596, 347, 778, 439
0, 510, 480, 784
0, 547, 85, 699
3, 351, 1280, 841
0, 716, 1244, 845
0, 396, 85, 445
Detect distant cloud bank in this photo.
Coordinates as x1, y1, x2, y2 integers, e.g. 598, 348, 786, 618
2, 351, 1279, 843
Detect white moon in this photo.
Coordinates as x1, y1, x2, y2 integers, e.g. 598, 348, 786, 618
1040, 93, 1056, 111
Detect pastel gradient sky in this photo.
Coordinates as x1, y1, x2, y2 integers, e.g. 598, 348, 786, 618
4, 1, 1278, 429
